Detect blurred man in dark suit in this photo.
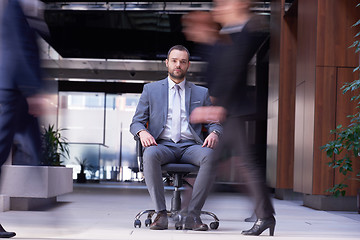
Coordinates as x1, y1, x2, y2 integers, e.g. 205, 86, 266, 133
0, 0, 48, 237
183, 0, 276, 236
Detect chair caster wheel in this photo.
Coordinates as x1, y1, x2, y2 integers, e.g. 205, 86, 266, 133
210, 221, 219, 230
145, 218, 152, 227
175, 222, 183, 230
134, 219, 141, 228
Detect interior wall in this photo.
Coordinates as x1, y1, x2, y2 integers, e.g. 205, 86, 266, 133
312, 66, 336, 195
267, 0, 282, 189
267, 0, 297, 190
294, 0, 360, 196
276, 9, 297, 189
293, 0, 318, 194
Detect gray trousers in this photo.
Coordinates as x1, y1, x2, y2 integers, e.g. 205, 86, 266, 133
143, 139, 217, 217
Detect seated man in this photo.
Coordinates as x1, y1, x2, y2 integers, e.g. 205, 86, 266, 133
130, 45, 222, 231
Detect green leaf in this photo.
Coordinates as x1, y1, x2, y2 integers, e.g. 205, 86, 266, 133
350, 40, 359, 48
352, 19, 360, 27
334, 190, 340, 197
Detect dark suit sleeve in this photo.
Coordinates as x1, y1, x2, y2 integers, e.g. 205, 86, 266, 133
0, 0, 43, 97
209, 28, 267, 117
202, 88, 223, 134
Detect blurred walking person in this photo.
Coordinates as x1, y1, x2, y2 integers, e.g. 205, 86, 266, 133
0, 0, 48, 237
183, 0, 276, 236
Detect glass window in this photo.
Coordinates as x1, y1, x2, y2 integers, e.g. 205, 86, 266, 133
58, 92, 105, 144
59, 92, 141, 181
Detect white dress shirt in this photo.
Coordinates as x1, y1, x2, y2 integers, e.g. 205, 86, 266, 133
159, 78, 195, 141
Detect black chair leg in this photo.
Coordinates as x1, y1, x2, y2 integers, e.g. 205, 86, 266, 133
171, 173, 182, 212
134, 210, 156, 228
133, 172, 220, 230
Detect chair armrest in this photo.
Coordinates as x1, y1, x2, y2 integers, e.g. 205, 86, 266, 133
134, 135, 144, 172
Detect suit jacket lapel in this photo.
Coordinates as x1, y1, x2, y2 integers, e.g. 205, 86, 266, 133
185, 81, 191, 117
161, 79, 169, 124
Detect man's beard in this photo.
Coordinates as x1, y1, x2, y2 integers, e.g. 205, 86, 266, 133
169, 70, 186, 80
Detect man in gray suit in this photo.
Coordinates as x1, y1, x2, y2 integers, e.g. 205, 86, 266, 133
130, 45, 222, 231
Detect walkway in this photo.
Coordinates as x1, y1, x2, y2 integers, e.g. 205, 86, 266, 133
1, 183, 359, 239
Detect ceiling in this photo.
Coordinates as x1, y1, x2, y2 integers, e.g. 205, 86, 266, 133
39, 1, 293, 82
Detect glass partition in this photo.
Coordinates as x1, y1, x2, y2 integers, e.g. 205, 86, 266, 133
58, 91, 141, 181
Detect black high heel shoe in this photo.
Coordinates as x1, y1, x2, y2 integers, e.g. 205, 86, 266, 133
0, 224, 16, 238
241, 216, 275, 236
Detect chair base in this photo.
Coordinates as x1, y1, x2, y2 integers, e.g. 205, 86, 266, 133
134, 209, 219, 230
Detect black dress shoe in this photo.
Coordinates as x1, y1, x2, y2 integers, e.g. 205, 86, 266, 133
150, 211, 168, 230
0, 224, 16, 238
241, 216, 275, 236
184, 215, 208, 231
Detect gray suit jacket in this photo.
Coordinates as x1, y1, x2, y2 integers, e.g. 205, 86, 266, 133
130, 78, 222, 144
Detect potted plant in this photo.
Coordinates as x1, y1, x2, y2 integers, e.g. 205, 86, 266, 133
0, 124, 73, 211
40, 124, 69, 166
75, 157, 87, 183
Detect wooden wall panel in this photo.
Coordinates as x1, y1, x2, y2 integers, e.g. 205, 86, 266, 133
269, 0, 360, 196
335, 68, 360, 196
276, 14, 297, 189
302, 79, 316, 194
296, 0, 318, 86
268, 0, 297, 190
293, 82, 305, 192
267, 0, 283, 188
317, 0, 360, 67
294, 0, 318, 194
268, 0, 282, 104
266, 100, 279, 187
312, 67, 337, 195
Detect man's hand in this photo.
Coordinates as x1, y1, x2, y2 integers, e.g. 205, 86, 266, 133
182, 11, 219, 45
202, 132, 219, 149
138, 130, 158, 147
190, 106, 227, 124
26, 94, 55, 117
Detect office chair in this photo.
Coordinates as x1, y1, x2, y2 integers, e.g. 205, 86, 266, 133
133, 136, 220, 230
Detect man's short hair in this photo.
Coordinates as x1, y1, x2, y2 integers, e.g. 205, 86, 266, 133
167, 45, 190, 60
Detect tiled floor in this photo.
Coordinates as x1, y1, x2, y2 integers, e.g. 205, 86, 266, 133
1, 183, 359, 240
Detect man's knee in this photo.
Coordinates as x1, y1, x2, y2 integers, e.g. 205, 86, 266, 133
198, 147, 216, 165
143, 145, 170, 167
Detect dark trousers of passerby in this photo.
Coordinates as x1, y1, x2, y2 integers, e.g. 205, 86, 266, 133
0, 90, 41, 170
214, 116, 275, 219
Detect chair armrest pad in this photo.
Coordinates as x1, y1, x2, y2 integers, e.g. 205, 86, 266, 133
134, 135, 144, 172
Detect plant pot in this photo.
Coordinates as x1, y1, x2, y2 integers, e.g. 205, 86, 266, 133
77, 172, 86, 183
0, 165, 73, 198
